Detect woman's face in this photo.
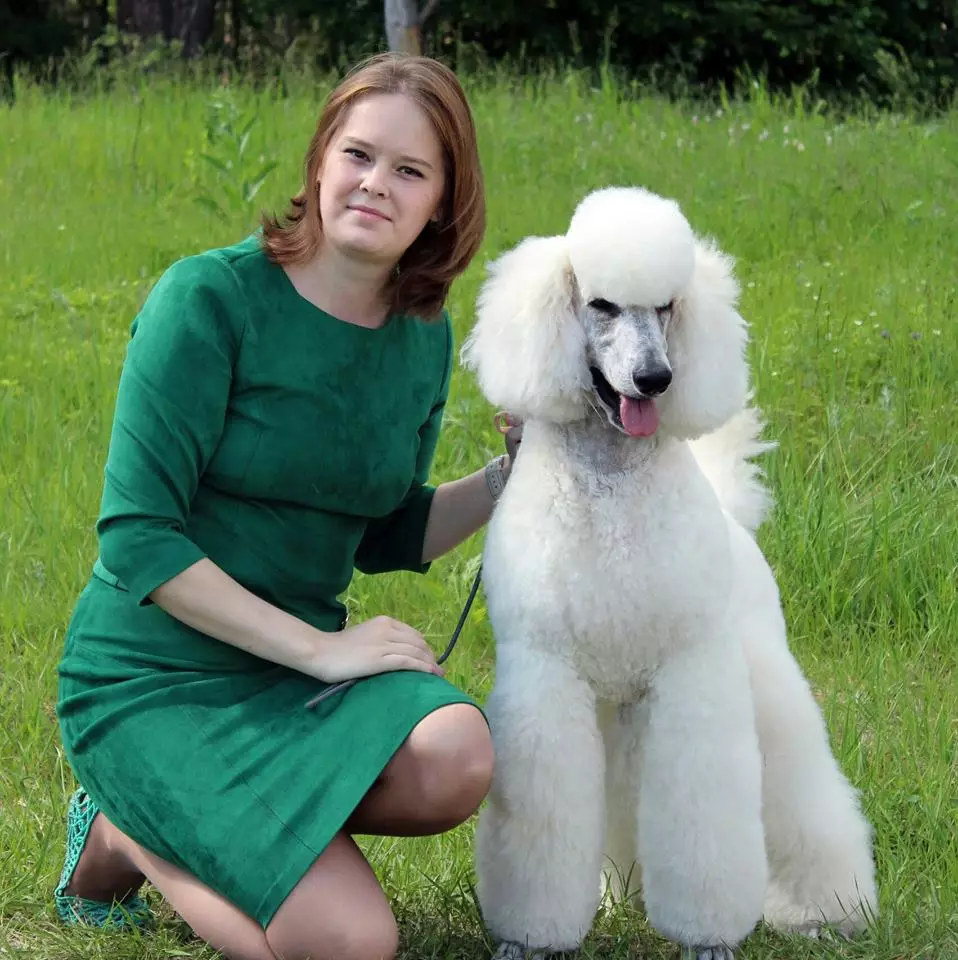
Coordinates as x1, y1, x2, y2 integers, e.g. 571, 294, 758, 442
317, 92, 446, 269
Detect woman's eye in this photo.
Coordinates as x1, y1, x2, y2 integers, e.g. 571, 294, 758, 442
345, 148, 369, 161
399, 166, 424, 178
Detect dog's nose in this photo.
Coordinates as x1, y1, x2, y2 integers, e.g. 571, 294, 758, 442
633, 366, 672, 397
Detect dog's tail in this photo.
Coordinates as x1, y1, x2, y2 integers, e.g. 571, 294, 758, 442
688, 403, 777, 535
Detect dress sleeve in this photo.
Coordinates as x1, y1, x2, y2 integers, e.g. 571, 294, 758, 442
353, 313, 453, 577
95, 253, 246, 605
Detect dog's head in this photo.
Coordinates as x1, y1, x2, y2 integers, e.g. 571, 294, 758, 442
460, 186, 750, 440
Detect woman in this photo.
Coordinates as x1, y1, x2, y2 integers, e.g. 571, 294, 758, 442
54, 52, 519, 960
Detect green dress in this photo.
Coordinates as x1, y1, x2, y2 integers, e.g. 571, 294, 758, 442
56, 233, 479, 927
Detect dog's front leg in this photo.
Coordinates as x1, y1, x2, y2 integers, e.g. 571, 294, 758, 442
637, 632, 768, 959
475, 644, 605, 955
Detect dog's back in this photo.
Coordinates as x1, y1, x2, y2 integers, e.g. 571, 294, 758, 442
688, 405, 776, 537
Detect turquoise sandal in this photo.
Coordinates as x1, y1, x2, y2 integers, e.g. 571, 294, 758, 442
53, 787, 154, 931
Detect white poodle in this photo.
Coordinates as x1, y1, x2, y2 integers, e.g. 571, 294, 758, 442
459, 186, 878, 960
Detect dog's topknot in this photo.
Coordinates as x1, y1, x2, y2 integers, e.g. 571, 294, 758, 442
567, 187, 696, 308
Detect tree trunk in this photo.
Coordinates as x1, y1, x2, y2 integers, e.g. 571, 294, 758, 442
172, 0, 216, 56
384, 0, 420, 54
116, 0, 135, 33
119, 0, 216, 56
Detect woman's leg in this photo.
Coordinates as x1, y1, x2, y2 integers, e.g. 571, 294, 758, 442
345, 702, 494, 836
61, 702, 492, 957
264, 834, 399, 960
77, 814, 397, 960
103, 816, 278, 960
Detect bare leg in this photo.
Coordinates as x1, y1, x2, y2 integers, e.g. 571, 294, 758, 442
265, 834, 399, 960
99, 815, 398, 960
62, 812, 145, 905
346, 703, 494, 836
60, 703, 492, 959
102, 816, 278, 960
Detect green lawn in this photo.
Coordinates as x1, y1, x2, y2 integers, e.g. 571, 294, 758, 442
1, 67, 955, 959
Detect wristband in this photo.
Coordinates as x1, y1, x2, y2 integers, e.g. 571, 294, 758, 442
485, 454, 509, 502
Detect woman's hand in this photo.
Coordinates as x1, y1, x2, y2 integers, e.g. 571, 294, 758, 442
495, 411, 523, 464
309, 616, 442, 684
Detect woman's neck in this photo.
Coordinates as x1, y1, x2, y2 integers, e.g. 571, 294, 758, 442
285, 241, 394, 329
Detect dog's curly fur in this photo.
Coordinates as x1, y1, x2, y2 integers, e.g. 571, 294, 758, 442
460, 186, 878, 959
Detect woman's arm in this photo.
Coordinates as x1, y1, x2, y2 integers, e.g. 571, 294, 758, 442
420, 416, 522, 564
420, 457, 509, 564
150, 559, 330, 672
150, 558, 442, 683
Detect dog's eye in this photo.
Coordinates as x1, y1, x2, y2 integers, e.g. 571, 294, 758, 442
655, 300, 675, 318
588, 298, 619, 315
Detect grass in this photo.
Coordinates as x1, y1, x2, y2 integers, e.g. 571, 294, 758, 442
1, 65, 956, 959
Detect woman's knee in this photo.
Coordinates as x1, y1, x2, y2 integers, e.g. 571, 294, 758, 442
265, 834, 398, 960
408, 703, 495, 821
266, 911, 397, 960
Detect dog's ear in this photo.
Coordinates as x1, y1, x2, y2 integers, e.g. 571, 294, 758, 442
658, 238, 751, 439
460, 235, 589, 422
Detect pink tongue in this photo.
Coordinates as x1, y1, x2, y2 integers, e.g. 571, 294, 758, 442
620, 395, 659, 437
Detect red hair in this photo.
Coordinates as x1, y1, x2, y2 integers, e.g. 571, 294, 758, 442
260, 52, 485, 321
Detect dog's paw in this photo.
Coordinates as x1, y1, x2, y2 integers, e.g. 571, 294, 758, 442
682, 946, 734, 960
787, 921, 853, 942
491, 941, 548, 960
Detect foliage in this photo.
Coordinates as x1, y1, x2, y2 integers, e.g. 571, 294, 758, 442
188, 88, 278, 222
2, 0, 957, 107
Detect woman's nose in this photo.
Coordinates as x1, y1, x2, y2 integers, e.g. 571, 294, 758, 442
361, 164, 388, 197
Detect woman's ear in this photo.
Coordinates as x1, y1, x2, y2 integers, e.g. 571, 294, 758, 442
658, 238, 751, 439
460, 235, 589, 422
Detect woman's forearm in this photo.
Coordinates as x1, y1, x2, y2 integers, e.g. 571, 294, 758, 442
150, 558, 330, 675
420, 457, 510, 564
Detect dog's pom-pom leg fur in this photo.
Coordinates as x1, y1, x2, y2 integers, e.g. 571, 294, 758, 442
637, 633, 767, 951
728, 525, 878, 937
475, 646, 606, 953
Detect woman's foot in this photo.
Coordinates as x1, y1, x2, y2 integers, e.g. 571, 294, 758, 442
54, 788, 153, 929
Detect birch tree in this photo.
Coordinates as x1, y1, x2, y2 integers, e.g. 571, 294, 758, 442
384, 0, 439, 55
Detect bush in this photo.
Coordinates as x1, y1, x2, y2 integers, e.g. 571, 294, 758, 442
432, 0, 957, 107
4, 0, 956, 107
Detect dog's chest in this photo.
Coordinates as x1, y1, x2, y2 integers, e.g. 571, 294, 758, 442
568, 507, 727, 684
483, 447, 732, 696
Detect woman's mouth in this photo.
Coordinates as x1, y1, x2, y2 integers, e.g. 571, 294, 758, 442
348, 204, 390, 222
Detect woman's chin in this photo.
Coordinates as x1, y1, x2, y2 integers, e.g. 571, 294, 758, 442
330, 232, 398, 265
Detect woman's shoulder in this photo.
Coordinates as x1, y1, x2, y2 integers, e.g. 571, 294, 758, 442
390, 305, 453, 373
397, 304, 453, 346
154, 233, 265, 298
130, 235, 269, 350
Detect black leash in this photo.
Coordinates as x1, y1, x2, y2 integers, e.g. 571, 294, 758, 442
303, 564, 483, 710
